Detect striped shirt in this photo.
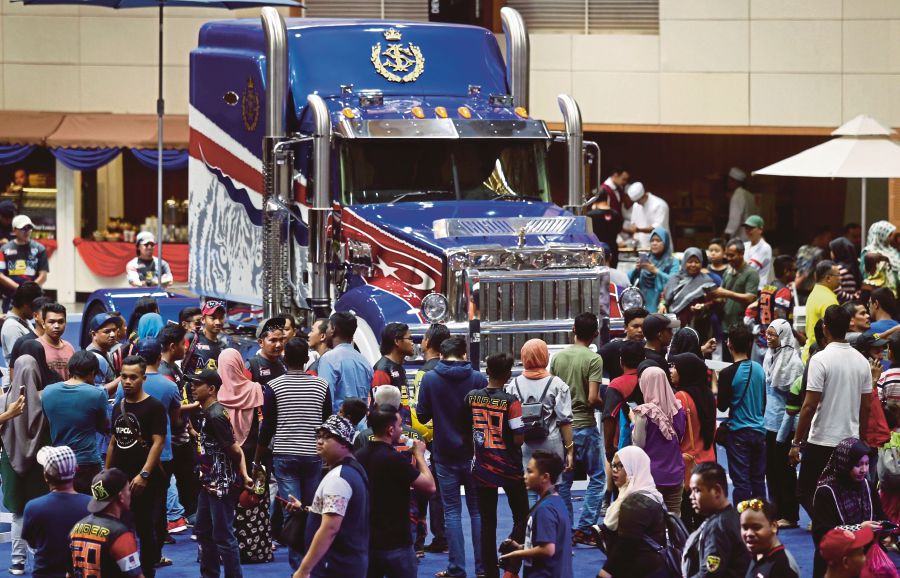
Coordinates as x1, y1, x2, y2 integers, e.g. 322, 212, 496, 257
879, 368, 900, 403
268, 370, 332, 456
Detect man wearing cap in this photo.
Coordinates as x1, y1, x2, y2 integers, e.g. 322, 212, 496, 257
642, 313, 676, 372
291, 413, 369, 578
621, 182, 669, 248
724, 167, 757, 242
743, 215, 773, 289
820, 526, 874, 578
248, 318, 287, 385
22, 446, 91, 578
126, 232, 173, 288
106, 355, 166, 578
0, 214, 48, 311
69, 469, 143, 578
189, 369, 253, 578
184, 300, 229, 375
87, 312, 124, 394
0, 200, 17, 246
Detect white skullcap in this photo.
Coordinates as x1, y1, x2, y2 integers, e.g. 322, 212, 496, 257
728, 167, 747, 182
626, 182, 645, 201
373, 384, 402, 409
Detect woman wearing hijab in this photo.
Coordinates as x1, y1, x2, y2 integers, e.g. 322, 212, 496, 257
629, 227, 680, 313
632, 365, 686, 516
812, 437, 885, 578
763, 319, 804, 530
829, 237, 862, 303
597, 446, 670, 578
217, 348, 272, 563
670, 353, 716, 529
659, 247, 718, 327
506, 339, 575, 513
862, 221, 900, 288
0, 355, 52, 574
137, 312, 165, 340
11, 339, 63, 387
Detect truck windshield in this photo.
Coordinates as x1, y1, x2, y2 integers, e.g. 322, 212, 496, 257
339, 139, 550, 205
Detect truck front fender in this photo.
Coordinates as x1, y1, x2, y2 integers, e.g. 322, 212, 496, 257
334, 283, 424, 365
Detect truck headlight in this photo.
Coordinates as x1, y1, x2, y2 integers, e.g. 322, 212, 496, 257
421, 293, 449, 323
619, 287, 645, 311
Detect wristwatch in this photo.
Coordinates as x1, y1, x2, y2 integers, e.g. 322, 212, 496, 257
790, 441, 803, 449
140, 470, 151, 480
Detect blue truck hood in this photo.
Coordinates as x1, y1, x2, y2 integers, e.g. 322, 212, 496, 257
346, 200, 597, 256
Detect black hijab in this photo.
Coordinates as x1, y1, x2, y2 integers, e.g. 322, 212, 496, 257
668, 327, 702, 361
830, 237, 862, 287
671, 353, 716, 449
18, 339, 63, 389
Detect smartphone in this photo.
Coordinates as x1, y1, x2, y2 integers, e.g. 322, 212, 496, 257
639, 252, 650, 264
274, 495, 291, 506
626, 401, 638, 410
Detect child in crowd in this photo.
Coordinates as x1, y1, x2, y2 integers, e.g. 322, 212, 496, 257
739, 498, 800, 578
498, 450, 571, 578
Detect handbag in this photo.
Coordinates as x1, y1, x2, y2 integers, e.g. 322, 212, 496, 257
279, 509, 308, 552
714, 361, 753, 447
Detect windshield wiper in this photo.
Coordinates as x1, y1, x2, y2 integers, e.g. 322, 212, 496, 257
389, 190, 453, 203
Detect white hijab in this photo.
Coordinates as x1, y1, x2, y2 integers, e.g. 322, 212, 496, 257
604, 446, 664, 531
763, 318, 804, 393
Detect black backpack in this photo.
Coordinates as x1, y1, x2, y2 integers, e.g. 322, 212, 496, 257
513, 376, 554, 442
641, 510, 690, 577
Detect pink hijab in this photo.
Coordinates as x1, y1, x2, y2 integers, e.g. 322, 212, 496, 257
217, 349, 264, 446
634, 366, 682, 440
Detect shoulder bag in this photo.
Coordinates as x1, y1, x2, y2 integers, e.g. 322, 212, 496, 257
714, 361, 752, 447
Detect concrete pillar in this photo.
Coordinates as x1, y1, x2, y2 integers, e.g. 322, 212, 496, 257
96, 154, 125, 226
53, 161, 79, 304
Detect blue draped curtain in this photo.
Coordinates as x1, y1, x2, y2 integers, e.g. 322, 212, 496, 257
50, 147, 121, 171
130, 148, 189, 171
0, 145, 36, 166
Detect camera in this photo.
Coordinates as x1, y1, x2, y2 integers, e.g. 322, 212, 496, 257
498, 538, 522, 573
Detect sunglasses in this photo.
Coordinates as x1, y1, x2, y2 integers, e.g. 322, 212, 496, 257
737, 498, 765, 513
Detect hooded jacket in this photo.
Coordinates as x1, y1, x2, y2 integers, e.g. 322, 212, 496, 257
416, 360, 487, 464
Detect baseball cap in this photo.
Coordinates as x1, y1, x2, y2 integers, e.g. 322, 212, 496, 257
256, 317, 285, 339
728, 167, 747, 182
852, 333, 888, 352
819, 526, 874, 563
11, 215, 33, 230
87, 468, 130, 513
136, 231, 156, 246
642, 313, 678, 340
201, 300, 226, 317
135, 336, 161, 359
626, 182, 645, 201
89, 312, 121, 333
742, 215, 765, 229
318, 414, 356, 448
187, 368, 223, 389
0, 201, 16, 219
36, 445, 77, 481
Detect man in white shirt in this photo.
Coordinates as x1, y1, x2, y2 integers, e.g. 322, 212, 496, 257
742, 215, 773, 289
622, 182, 669, 248
724, 167, 757, 242
788, 304, 872, 515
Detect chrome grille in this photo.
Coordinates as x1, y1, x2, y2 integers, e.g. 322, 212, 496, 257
477, 272, 606, 361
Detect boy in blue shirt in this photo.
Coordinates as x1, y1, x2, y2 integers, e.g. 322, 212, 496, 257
499, 450, 572, 578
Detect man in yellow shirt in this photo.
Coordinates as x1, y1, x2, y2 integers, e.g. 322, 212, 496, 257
803, 260, 841, 361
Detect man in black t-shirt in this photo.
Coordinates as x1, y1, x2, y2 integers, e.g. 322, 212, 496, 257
371, 323, 414, 424
247, 318, 286, 385
585, 188, 624, 268
106, 356, 166, 578
184, 301, 229, 375
356, 405, 435, 578
0, 215, 49, 311
190, 369, 252, 578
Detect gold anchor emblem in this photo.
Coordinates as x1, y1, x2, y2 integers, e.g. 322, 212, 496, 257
371, 28, 425, 83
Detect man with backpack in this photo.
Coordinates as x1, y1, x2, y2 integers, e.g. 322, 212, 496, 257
465, 353, 528, 578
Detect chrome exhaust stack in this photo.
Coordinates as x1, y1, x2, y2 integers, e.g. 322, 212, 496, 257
557, 94, 584, 210
500, 7, 529, 110
261, 7, 290, 319
307, 94, 332, 318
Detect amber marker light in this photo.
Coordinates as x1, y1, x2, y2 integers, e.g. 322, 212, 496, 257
514, 106, 529, 118
458, 106, 472, 119
435, 106, 448, 118
341, 108, 356, 119
411, 106, 426, 119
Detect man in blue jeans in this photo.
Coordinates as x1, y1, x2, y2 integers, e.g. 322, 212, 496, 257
717, 324, 767, 503
549, 312, 605, 546
190, 370, 253, 578
417, 336, 486, 578
257, 337, 332, 570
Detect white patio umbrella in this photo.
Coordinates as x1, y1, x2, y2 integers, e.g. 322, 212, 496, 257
754, 114, 900, 235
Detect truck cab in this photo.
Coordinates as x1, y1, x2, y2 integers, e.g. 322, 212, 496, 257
188, 9, 638, 364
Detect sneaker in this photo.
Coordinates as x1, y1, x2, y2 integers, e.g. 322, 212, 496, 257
8, 564, 24, 576
572, 529, 595, 547
167, 517, 188, 534
423, 540, 449, 554
190, 533, 198, 542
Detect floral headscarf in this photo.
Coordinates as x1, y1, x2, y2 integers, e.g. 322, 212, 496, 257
816, 437, 873, 525
634, 366, 682, 440
863, 221, 900, 271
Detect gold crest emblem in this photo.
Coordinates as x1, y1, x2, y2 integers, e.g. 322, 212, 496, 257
371, 28, 425, 83
706, 555, 721, 573
242, 77, 260, 132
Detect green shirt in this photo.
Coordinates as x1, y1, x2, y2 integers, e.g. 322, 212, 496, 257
722, 264, 760, 332
549, 344, 603, 428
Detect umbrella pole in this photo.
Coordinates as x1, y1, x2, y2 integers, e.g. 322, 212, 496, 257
156, 3, 164, 287
862, 177, 867, 241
